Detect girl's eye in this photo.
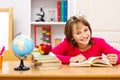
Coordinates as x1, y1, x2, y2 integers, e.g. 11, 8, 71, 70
84, 28, 88, 32
76, 32, 81, 35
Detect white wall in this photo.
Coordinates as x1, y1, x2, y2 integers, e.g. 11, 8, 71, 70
0, 0, 30, 36
76, 0, 120, 50
76, 0, 120, 30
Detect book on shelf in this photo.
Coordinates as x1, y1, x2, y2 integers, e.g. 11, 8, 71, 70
57, 0, 68, 22
69, 54, 113, 67
57, 0, 61, 22
63, 0, 68, 22
32, 52, 62, 69
60, 0, 64, 22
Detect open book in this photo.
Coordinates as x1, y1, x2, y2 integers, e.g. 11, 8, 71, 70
69, 54, 113, 67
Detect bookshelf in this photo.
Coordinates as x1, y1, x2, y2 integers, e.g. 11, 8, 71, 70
30, 0, 76, 47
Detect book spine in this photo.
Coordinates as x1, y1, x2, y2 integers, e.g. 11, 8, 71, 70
57, 0, 61, 22
64, 0, 68, 22
60, 0, 64, 22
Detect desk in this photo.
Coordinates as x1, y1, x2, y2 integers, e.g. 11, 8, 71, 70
0, 61, 120, 80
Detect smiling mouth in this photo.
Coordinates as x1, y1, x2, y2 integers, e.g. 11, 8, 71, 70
80, 37, 89, 42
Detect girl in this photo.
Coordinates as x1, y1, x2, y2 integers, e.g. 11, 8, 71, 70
51, 15, 120, 65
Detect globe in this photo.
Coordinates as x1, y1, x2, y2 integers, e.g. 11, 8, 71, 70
12, 33, 34, 70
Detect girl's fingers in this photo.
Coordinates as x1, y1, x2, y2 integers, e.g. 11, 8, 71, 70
107, 54, 118, 64
107, 54, 117, 57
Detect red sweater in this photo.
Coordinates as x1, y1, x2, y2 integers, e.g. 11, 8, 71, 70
52, 37, 120, 64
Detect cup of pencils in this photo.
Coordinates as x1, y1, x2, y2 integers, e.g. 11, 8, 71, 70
0, 46, 5, 70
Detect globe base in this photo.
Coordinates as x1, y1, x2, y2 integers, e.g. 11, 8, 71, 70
14, 66, 30, 71
14, 60, 30, 71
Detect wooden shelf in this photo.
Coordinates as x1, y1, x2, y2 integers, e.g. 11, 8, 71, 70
30, 22, 66, 25
30, 0, 76, 47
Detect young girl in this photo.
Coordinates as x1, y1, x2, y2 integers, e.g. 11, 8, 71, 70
51, 15, 120, 65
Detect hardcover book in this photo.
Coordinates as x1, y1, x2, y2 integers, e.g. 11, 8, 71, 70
57, 0, 61, 22
60, 0, 64, 22
64, 0, 68, 22
32, 52, 62, 69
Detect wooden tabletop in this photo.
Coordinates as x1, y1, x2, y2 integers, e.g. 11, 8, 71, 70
1, 61, 120, 78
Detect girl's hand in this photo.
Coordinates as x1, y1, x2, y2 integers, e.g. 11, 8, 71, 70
70, 54, 86, 63
107, 54, 118, 65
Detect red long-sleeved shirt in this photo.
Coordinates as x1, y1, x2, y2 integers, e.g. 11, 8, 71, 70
52, 37, 120, 64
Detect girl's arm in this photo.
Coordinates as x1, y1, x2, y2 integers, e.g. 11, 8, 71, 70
51, 39, 71, 64
100, 39, 120, 64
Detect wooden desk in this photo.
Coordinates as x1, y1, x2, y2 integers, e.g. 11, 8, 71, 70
0, 61, 120, 80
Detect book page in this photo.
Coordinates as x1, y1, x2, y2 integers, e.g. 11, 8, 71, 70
69, 61, 91, 67
87, 57, 99, 63
102, 54, 112, 67
69, 57, 98, 67
91, 54, 113, 67
102, 54, 111, 65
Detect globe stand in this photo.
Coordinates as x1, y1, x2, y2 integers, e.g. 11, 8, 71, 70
14, 60, 30, 71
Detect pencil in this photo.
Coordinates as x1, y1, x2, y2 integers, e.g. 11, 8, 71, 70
0, 46, 5, 56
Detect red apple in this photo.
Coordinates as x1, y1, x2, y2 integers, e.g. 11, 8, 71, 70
38, 42, 52, 55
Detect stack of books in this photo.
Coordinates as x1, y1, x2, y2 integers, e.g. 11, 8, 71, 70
31, 52, 61, 70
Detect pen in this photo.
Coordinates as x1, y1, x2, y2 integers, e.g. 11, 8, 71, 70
0, 46, 5, 56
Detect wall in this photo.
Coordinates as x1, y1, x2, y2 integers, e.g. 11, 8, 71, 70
76, 0, 120, 50
0, 0, 30, 36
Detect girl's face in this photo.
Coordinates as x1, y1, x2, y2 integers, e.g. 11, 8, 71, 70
72, 22, 91, 47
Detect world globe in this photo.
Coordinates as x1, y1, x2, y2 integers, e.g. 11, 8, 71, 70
12, 33, 34, 70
